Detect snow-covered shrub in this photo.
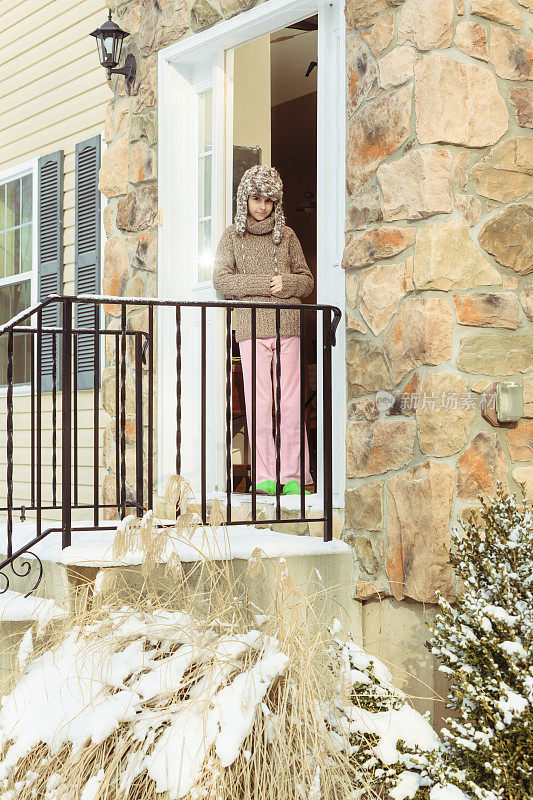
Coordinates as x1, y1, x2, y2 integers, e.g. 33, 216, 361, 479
327, 631, 443, 799
427, 488, 533, 800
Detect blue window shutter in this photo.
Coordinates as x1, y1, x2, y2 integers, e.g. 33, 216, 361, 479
75, 135, 101, 390
38, 150, 64, 392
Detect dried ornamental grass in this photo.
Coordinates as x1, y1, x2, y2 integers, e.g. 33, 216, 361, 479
0, 478, 444, 800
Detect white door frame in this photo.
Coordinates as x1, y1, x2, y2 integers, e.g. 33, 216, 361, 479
157, 0, 346, 504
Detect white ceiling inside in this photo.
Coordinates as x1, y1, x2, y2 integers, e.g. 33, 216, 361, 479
270, 28, 318, 107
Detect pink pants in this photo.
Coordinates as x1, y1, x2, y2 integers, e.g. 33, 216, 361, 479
239, 335, 312, 486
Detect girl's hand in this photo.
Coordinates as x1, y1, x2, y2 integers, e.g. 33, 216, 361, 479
270, 275, 283, 294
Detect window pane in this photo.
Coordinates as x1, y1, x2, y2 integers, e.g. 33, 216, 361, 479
198, 219, 212, 283
197, 87, 213, 284
20, 224, 32, 273
0, 280, 30, 325
21, 174, 32, 224
14, 228, 21, 274
198, 89, 213, 153
0, 184, 5, 231
0, 281, 32, 385
5, 229, 14, 277
0, 233, 4, 280
5, 179, 20, 229
198, 154, 212, 219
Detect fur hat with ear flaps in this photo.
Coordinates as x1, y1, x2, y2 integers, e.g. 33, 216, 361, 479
234, 165, 285, 245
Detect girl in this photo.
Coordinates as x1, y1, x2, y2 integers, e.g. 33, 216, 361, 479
213, 165, 314, 496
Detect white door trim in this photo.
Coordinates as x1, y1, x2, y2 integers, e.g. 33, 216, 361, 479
157, 0, 346, 504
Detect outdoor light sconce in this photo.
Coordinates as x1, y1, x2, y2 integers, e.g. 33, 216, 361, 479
90, 11, 136, 87
482, 381, 524, 428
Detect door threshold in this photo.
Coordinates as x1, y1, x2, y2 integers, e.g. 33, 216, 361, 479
207, 490, 344, 511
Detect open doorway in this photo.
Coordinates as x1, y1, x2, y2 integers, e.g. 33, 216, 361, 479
158, 0, 345, 503
228, 17, 318, 493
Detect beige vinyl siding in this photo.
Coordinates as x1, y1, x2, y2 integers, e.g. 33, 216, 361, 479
0, 0, 111, 526
0, 394, 110, 525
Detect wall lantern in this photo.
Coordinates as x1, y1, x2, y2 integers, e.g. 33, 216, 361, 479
90, 11, 136, 87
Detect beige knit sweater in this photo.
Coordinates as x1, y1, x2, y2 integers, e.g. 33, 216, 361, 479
212, 215, 314, 342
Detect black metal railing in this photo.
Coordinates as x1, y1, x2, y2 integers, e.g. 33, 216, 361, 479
0, 294, 341, 594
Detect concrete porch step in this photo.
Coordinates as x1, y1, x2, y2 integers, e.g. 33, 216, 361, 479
0, 519, 361, 638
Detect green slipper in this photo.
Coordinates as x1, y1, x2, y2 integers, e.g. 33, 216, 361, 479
282, 481, 310, 496
255, 480, 277, 496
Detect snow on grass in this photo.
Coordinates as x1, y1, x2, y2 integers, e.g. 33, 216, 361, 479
0, 609, 289, 799
0, 601, 465, 800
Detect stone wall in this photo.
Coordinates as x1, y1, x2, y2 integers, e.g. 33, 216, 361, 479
98, 0, 261, 513
98, 0, 532, 600
343, 0, 533, 604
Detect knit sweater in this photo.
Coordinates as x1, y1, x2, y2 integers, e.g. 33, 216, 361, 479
212, 215, 314, 342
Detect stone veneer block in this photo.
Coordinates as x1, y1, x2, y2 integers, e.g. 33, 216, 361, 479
455, 193, 482, 226
348, 308, 366, 328
471, 137, 533, 202
137, 0, 189, 54
98, 135, 129, 198
116, 187, 158, 232
386, 460, 455, 602
360, 11, 395, 55
128, 231, 158, 272
130, 140, 157, 184
104, 97, 132, 144
378, 46, 416, 89
343, 226, 415, 269
191, 0, 222, 30
135, 57, 157, 113
509, 88, 533, 128
505, 422, 533, 462
457, 432, 508, 499
521, 285, 533, 321
103, 236, 129, 316
453, 293, 520, 329
349, 396, 379, 421
525, 378, 533, 418
377, 148, 453, 221
345, 483, 384, 531
416, 372, 475, 456
478, 205, 533, 275
414, 53, 508, 146
345, 183, 383, 231
397, 0, 454, 50
471, 0, 522, 27
457, 332, 533, 375
413, 217, 502, 291
359, 258, 413, 335
346, 35, 379, 116
490, 27, 533, 80
513, 466, 533, 499
347, 84, 412, 195
454, 19, 489, 61
346, 419, 416, 478
384, 297, 453, 384
345, 0, 391, 29
347, 339, 392, 398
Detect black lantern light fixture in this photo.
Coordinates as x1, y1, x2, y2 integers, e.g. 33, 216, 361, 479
90, 10, 136, 87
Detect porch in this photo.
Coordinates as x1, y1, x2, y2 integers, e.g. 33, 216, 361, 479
0, 293, 342, 599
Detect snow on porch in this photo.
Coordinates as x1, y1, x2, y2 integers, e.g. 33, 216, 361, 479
0, 519, 351, 568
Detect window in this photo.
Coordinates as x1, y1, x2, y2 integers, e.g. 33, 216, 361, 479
197, 87, 214, 284
0, 169, 35, 385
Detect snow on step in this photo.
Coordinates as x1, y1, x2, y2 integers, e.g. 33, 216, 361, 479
0, 521, 350, 569
0, 590, 67, 624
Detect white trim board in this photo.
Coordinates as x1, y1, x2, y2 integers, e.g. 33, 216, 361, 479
157, 0, 346, 502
